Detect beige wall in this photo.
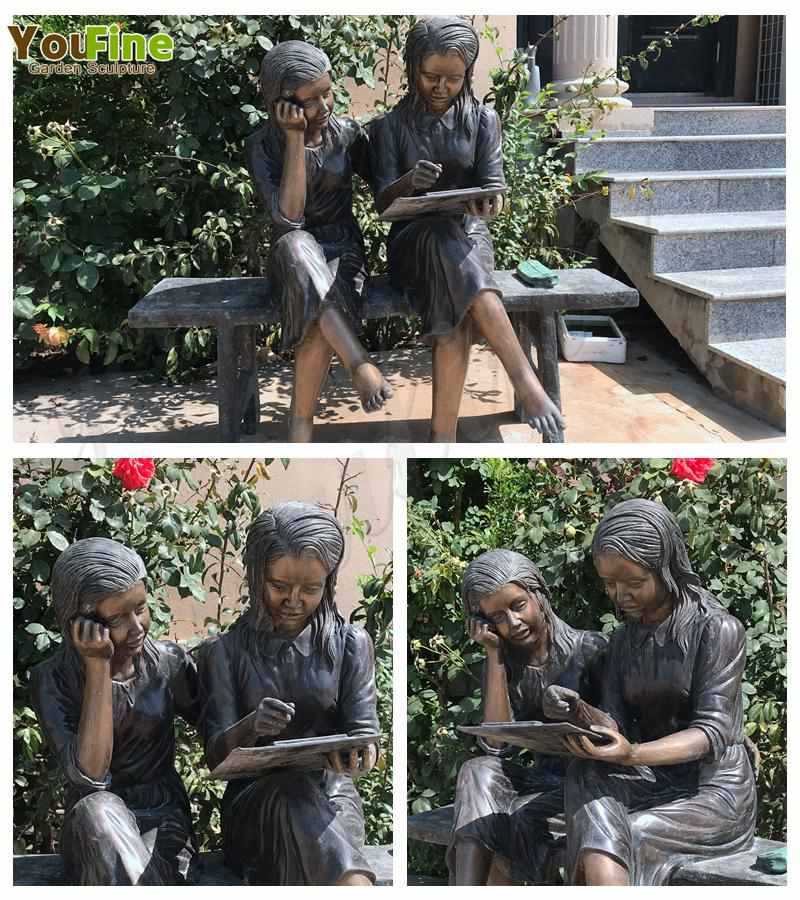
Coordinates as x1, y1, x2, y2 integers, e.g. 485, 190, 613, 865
346, 15, 518, 118
166, 458, 393, 640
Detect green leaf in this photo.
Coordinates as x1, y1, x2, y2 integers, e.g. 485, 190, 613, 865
46, 530, 69, 551
75, 338, 91, 365
76, 262, 99, 292
77, 183, 102, 201
13, 295, 36, 319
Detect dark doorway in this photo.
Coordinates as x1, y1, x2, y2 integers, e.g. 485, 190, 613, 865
617, 15, 737, 95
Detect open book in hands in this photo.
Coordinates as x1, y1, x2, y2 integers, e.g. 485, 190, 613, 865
458, 721, 613, 757
210, 733, 381, 780
379, 186, 507, 222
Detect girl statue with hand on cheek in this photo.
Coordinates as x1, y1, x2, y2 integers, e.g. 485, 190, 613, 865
30, 538, 200, 885
246, 41, 393, 442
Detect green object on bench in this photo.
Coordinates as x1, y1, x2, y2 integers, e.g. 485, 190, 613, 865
755, 846, 787, 875
515, 259, 559, 288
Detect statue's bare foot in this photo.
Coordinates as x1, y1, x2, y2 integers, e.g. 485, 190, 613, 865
519, 385, 565, 438
352, 361, 393, 413
288, 416, 314, 442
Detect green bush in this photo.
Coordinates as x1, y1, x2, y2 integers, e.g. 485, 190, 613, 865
13, 457, 393, 854
407, 458, 786, 875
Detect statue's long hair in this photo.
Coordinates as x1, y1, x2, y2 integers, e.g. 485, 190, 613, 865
48, 537, 157, 698
241, 502, 345, 668
258, 39, 341, 151
396, 16, 481, 137
461, 548, 577, 664
592, 499, 722, 653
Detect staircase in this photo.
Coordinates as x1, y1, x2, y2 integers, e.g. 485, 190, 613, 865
573, 104, 786, 429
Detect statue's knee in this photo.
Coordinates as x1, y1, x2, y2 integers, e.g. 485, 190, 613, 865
273, 229, 318, 262
69, 792, 131, 838
456, 756, 499, 793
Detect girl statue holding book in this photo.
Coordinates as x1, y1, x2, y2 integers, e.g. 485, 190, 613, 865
197, 502, 379, 885
448, 549, 607, 884
30, 538, 200, 885
559, 499, 757, 885
246, 41, 393, 442
368, 17, 564, 441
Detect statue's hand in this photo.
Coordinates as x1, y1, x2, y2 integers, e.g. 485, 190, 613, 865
71, 617, 114, 662
274, 99, 307, 133
542, 685, 581, 721
564, 727, 633, 765
326, 741, 378, 779
468, 615, 502, 655
409, 160, 442, 191
254, 697, 295, 736
466, 193, 504, 220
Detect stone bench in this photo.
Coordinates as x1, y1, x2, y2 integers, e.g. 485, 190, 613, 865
14, 845, 393, 885
128, 269, 639, 442
407, 805, 786, 886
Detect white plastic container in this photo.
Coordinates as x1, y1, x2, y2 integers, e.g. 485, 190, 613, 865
557, 314, 626, 364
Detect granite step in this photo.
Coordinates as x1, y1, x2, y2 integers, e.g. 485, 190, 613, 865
709, 337, 785, 385
654, 267, 786, 341
603, 169, 785, 215
652, 106, 785, 136
609, 211, 785, 272
654, 266, 785, 301
574, 134, 785, 173
653, 265, 787, 344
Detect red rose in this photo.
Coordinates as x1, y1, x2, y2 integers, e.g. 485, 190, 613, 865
112, 458, 155, 491
670, 458, 715, 484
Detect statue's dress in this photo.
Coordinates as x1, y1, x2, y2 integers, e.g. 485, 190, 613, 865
198, 620, 379, 885
448, 627, 606, 883
245, 117, 370, 350
565, 603, 757, 885
368, 101, 506, 342
30, 640, 200, 884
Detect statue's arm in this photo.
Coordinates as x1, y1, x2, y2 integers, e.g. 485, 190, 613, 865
245, 126, 305, 229
338, 626, 379, 735
196, 636, 256, 772
71, 619, 114, 781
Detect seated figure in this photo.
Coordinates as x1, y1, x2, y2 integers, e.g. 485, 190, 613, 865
30, 538, 200, 885
246, 40, 393, 442
448, 549, 607, 884
369, 17, 564, 441
197, 502, 379, 885
560, 499, 757, 885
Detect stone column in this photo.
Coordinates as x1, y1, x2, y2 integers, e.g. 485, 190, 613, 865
551, 15, 631, 108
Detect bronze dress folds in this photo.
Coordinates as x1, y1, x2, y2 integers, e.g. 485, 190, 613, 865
197, 620, 379, 885
30, 641, 200, 885
368, 102, 506, 342
564, 605, 757, 885
449, 629, 606, 883
245, 116, 370, 350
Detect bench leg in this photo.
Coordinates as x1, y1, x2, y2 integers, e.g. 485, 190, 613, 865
237, 327, 260, 436
216, 323, 241, 442
534, 311, 565, 443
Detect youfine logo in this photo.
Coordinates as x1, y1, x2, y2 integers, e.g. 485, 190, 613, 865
9, 23, 174, 75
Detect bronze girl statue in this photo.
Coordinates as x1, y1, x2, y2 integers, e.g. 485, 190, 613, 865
369, 17, 564, 441
30, 538, 200, 884
560, 499, 756, 885
246, 41, 393, 442
198, 502, 379, 884
448, 549, 606, 884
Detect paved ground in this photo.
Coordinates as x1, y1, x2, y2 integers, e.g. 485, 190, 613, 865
14, 329, 783, 444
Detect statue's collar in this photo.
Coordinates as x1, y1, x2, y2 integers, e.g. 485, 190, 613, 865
628, 612, 673, 649
418, 105, 457, 131
261, 622, 313, 657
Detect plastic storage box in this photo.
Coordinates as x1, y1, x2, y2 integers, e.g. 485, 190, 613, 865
557, 314, 626, 364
